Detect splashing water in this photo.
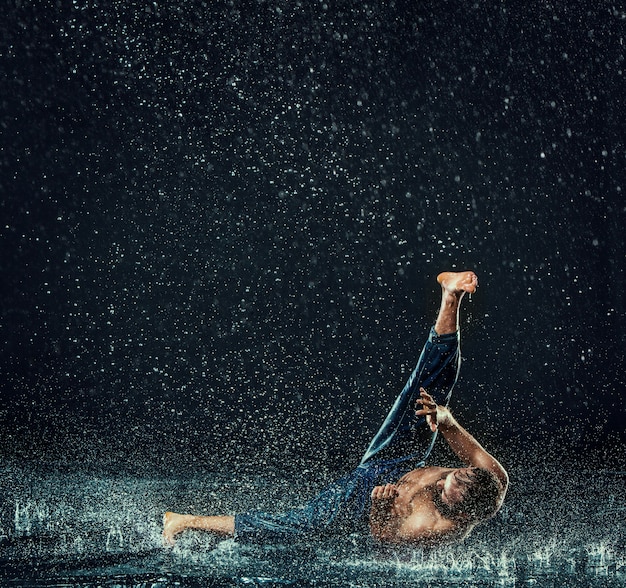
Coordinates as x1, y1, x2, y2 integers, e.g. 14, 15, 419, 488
1, 464, 625, 587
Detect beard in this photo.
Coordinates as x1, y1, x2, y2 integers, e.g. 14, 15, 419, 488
432, 486, 465, 521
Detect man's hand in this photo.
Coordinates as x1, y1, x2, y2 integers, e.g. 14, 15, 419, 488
371, 483, 399, 502
370, 484, 399, 541
415, 387, 450, 432
416, 388, 509, 500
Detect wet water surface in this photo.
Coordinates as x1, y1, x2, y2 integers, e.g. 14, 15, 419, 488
1, 464, 624, 587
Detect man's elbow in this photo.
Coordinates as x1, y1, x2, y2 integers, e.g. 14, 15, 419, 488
488, 457, 509, 495
490, 468, 509, 517
498, 466, 510, 495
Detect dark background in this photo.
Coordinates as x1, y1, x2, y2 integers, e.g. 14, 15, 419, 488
1, 0, 624, 476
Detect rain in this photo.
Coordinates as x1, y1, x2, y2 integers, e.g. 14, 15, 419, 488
1, 0, 625, 585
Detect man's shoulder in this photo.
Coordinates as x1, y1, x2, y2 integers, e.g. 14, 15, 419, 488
404, 465, 453, 482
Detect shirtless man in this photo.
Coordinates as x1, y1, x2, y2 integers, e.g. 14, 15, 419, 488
163, 271, 508, 547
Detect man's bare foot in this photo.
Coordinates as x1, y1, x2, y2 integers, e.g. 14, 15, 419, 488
433, 271, 477, 335
162, 511, 189, 546
437, 271, 478, 296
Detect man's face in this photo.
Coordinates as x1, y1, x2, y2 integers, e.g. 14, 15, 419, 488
436, 468, 475, 507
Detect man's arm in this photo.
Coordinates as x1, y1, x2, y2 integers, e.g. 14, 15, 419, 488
416, 388, 509, 498
369, 484, 400, 542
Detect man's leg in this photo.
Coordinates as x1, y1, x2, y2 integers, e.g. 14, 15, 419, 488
433, 271, 478, 336
163, 512, 234, 545
359, 271, 477, 465
164, 467, 370, 546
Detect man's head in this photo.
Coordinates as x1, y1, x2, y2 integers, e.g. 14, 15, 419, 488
433, 467, 502, 523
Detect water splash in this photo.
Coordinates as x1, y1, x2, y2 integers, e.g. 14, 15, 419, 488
1, 465, 625, 587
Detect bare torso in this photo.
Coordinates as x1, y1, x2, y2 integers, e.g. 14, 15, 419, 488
371, 466, 473, 546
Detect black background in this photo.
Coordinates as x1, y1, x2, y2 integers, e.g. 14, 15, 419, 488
1, 0, 624, 476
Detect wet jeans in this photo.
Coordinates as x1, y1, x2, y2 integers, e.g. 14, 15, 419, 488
234, 327, 460, 543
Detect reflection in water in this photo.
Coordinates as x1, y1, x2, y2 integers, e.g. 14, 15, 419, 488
1, 465, 624, 587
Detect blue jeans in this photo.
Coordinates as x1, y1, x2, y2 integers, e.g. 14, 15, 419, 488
234, 327, 460, 543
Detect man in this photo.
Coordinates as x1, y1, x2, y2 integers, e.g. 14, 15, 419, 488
163, 271, 508, 547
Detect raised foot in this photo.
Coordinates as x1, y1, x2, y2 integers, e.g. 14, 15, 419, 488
437, 271, 478, 295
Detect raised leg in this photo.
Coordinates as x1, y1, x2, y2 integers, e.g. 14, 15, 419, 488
359, 271, 477, 465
